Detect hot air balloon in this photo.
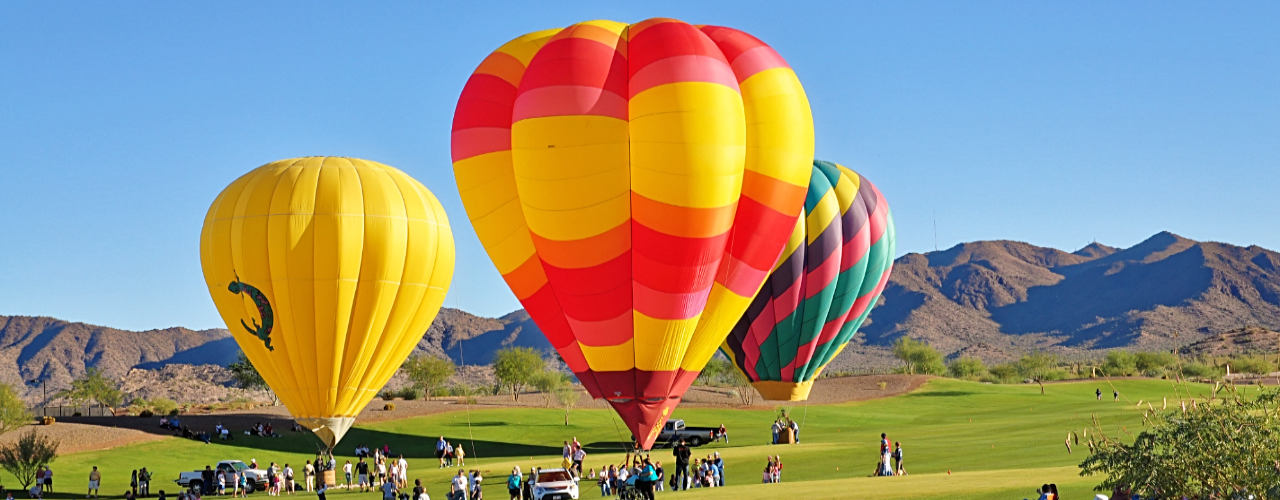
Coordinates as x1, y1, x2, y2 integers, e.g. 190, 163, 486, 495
200, 157, 455, 449
721, 160, 895, 401
452, 18, 813, 449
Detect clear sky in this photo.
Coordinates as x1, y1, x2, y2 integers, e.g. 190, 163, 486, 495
1, 2, 1276, 331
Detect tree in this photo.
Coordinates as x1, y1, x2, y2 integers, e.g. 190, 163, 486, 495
695, 358, 756, 405
1134, 351, 1177, 376
892, 337, 945, 375
58, 368, 123, 408
530, 370, 567, 408
1228, 354, 1275, 375
1015, 352, 1057, 395
492, 347, 544, 401
0, 383, 32, 436
228, 352, 267, 390
1101, 350, 1138, 377
1079, 385, 1280, 498
403, 354, 456, 400
550, 377, 582, 425
0, 428, 59, 489
947, 356, 988, 380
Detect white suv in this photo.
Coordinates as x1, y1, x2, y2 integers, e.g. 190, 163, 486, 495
531, 468, 579, 500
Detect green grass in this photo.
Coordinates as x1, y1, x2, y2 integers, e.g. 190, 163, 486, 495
11, 377, 1212, 500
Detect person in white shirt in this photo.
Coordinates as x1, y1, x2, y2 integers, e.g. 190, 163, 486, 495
397, 456, 408, 488
450, 471, 469, 500
342, 461, 353, 489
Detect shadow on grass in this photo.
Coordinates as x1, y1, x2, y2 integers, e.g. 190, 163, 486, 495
57, 414, 561, 459
902, 390, 977, 398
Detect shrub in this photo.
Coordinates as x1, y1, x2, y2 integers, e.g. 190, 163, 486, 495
167, 408, 179, 417
1180, 362, 1221, 378
1230, 355, 1275, 375
948, 356, 988, 380
150, 397, 179, 416
138, 409, 154, 418
987, 363, 1020, 383
383, 403, 396, 411
1101, 350, 1138, 376
1134, 352, 1177, 376
72, 412, 82, 417
40, 417, 54, 426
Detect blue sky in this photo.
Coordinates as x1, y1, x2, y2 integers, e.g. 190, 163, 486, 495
1, 2, 1276, 330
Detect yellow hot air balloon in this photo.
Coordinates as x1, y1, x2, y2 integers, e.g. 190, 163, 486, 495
200, 157, 454, 449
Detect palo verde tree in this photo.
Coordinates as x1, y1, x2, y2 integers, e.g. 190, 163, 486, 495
58, 368, 123, 408
492, 347, 544, 402
0, 383, 33, 436
892, 337, 945, 375
1015, 352, 1057, 395
228, 352, 267, 390
0, 428, 60, 489
403, 354, 456, 400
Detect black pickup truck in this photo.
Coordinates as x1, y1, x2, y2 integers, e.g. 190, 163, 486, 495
654, 419, 718, 447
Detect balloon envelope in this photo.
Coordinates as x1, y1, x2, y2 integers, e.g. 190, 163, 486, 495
722, 161, 895, 400
452, 18, 813, 448
200, 157, 454, 448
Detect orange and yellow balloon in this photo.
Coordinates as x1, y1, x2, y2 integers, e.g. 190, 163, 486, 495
200, 157, 454, 449
452, 18, 813, 448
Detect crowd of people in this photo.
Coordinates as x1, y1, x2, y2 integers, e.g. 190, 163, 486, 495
874, 433, 906, 476
770, 414, 799, 444
435, 437, 467, 468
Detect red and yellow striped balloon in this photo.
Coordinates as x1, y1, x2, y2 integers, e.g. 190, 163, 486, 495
452, 18, 813, 448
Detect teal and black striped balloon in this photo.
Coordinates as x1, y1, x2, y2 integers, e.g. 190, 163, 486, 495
721, 160, 895, 400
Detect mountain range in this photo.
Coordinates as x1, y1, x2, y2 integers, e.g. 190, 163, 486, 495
5, 231, 1278, 399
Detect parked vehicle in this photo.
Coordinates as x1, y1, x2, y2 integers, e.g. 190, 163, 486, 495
175, 460, 266, 494
531, 468, 579, 500
655, 419, 718, 447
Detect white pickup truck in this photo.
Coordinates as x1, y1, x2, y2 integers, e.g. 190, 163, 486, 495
175, 460, 267, 493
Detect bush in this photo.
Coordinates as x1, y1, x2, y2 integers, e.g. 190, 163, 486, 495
138, 409, 154, 418
948, 357, 988, 380
72, 412, 82, 417
1135, 352, 1177, 376
1230, 355, 1275, 375
987, 363, 1020, 383
383, 403, 396, 411
167, 408, 179, 417
892, 337, 946, 375
1101, 350, 1138, 376
40, 417, 54, 426
1179, 362, 1221, 378
150, 397, 179, 416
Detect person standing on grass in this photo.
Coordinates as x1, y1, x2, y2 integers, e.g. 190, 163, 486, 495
436, 437, 447, 468
1096, 388, 1102, 400
893, 442, 905, 476
454, 445, 466, 468
285, 463, 296, 495
506, 467, 521, 500
141, 468, 151, 496
45, 466, 54, 493
449, 470, 469, 500
88, 465, 102, 498
1113, 390, 1119, 401
343, 460, 353, 490
672, 439, 691, 491
380, 474, 397, 500
571, 445, 585, 476
413, 479, 428, 500
357, 458, 370, 492
304, 461, 315, 492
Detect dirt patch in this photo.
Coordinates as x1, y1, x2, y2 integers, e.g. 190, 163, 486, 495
0, 421, 168, 454
40, 375, 930, 452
